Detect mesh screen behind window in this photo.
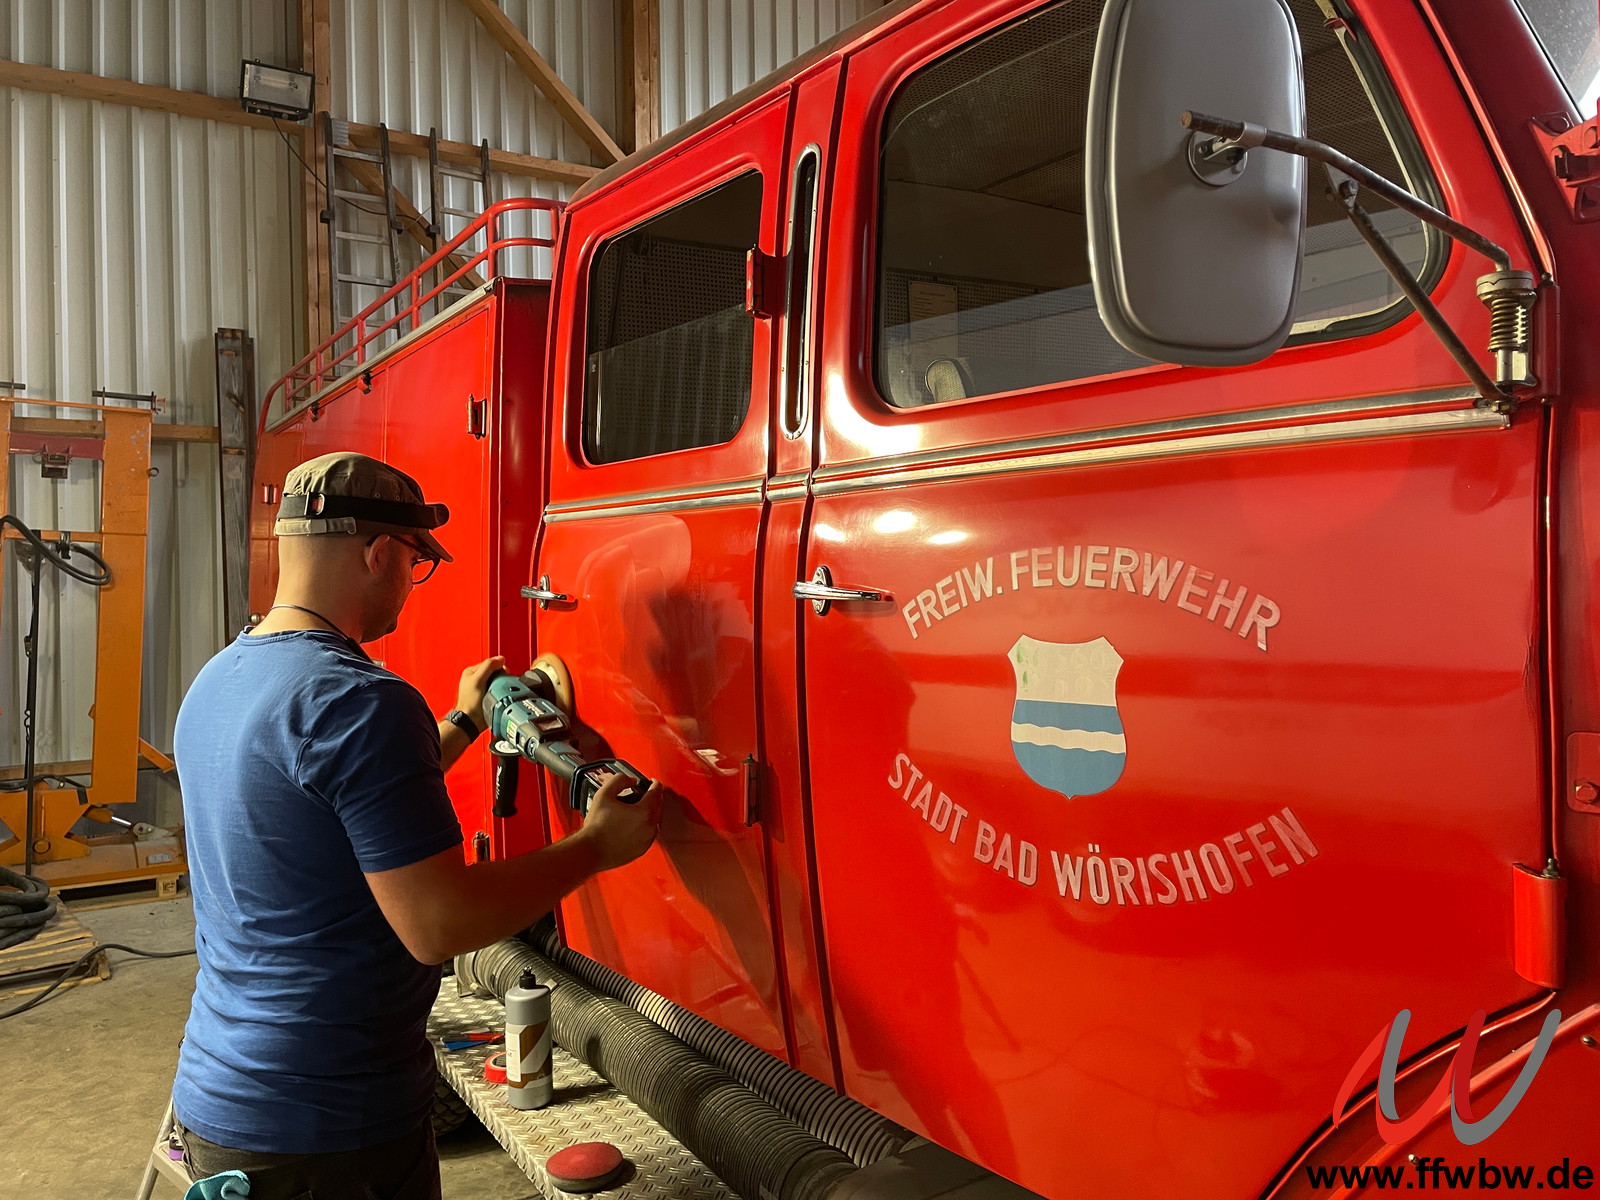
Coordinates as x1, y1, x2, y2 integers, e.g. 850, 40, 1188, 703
584, 174, 762, 464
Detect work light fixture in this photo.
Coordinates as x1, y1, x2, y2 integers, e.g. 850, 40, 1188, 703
239, 60, 313, 122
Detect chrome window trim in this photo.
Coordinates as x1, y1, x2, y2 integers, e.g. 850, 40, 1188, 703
781, 146, 822, 441
544, 479, 766, 523
810, 387, 1503, 495
541, 388, 1506, 517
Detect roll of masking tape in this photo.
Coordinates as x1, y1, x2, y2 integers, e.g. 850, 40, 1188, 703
484, 1051, 508, 1085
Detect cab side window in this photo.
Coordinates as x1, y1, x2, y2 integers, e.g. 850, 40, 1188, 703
584, 173, 762, 464
876, 0, 1433, 407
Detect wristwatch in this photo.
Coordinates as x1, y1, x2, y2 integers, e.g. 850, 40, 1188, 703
445, 708, 483, 741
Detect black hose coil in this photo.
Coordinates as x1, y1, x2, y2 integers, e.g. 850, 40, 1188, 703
0, 865, 58, 952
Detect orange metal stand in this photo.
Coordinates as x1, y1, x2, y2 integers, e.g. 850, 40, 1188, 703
0, 397, 182, 889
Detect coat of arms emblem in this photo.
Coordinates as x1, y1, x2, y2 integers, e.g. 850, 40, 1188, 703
1008, 635, 1127, 798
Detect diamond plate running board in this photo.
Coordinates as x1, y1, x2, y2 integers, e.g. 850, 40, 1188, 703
430, 984, 738, 1199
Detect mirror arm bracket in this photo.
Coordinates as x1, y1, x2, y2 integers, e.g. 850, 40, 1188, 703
1183, 111, 1536, 410
1184, 110, 1509, 270
1328, 168, 1508, 410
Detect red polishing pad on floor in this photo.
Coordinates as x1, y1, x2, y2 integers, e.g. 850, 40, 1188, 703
545, 1141, 626, 1192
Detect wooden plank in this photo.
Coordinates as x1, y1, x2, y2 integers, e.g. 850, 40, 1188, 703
151, 423, 218, 443
0, 904, 100, 988
348, 123, 598, 186
0, 58, 277, 131
0, 926, 94, 960
1, 963, 109, 1001
338, 157, 486, 290
11, 416, 105, 438
456, 0, 623, 163
0, 528, 99, 542
620, 0, 660, 155
0, 936, 97, 972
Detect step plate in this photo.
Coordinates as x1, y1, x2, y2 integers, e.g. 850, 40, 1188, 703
429, 985, 737, 1199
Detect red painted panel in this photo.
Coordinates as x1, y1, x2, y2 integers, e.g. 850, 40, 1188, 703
803, 429, 1547, 1195
249, 289, 552, 853
380, 305, 496, 847
758, 494, 838, 1082
790, 0, 1569, 1193
537, 98, 792, 1055
491, 284, 553, 859
536, 504, 782, 1052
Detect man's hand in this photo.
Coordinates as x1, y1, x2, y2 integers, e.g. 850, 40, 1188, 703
576, 771, 663, 870
457, 655, 507, 725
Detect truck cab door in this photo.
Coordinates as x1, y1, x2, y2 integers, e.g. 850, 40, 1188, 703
797, 2, 1546, 1195
533, 100, 790, 1056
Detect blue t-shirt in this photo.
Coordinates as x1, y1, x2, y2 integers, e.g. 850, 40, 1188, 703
172, 629, 463, 1154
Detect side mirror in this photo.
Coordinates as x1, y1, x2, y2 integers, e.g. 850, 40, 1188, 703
1086, 0, 1308, 366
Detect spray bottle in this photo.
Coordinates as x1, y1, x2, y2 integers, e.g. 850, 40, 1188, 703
504, 968, 553, 1110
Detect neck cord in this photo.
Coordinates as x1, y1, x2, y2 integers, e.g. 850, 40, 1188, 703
266, 603, 364, 655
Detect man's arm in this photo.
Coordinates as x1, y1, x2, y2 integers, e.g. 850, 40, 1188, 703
438, 655, 505, 773
365, 771, 662, 964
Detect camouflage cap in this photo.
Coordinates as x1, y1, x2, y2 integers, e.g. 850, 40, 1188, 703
275, 451, 452, 563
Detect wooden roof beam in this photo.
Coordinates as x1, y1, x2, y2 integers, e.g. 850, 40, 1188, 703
0, 57, 277, 129
456, 0, 624, 163
620, 0, 660, 154
0, 59, 597, 187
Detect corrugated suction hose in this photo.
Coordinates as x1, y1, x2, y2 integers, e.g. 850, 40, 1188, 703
458, 939, 859, 1200
531, 926, 915, 1168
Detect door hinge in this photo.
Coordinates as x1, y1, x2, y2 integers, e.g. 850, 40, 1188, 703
1532, 111, 1600, 222
743, 754, 761, 827
744, 249, 783, 319
467, 393, 487, 439
1512, 859, 1565, 988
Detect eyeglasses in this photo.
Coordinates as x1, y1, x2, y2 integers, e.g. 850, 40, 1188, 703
368, 534, 441, 585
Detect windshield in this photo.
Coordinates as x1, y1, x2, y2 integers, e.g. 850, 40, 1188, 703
1518, 0, 1600, 113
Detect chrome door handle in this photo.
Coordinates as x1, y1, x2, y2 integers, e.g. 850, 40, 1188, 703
793, 566, 887, 615
520, 575, 570, 609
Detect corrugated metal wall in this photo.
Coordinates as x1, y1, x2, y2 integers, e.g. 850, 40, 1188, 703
2, 0, 879, 828
326, 0, 882, 310
1, 1, 298, 821
659, 0, 878, 131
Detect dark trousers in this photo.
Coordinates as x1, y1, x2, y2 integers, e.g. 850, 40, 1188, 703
174, 1117, 441, 1200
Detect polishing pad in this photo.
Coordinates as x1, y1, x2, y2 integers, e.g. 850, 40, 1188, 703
545, 1141, 626, 1192
531, 652, 575, 715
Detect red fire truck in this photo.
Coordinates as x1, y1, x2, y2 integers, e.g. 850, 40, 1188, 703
254, 0, 1597, 1194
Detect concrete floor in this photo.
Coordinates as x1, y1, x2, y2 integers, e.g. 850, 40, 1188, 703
0, 892, 538, 1198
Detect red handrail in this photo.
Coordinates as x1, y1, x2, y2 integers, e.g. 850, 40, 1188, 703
262, 196, 563, 431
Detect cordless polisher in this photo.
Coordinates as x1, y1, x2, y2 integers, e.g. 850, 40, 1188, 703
481, 665, 649, 817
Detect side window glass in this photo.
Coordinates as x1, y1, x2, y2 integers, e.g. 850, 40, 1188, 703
876, 0, 1435, 407
1514, 0, 1600, 110
584, 173, 762, 464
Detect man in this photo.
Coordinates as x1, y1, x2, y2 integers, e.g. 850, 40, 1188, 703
170, 451, 661, 1199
